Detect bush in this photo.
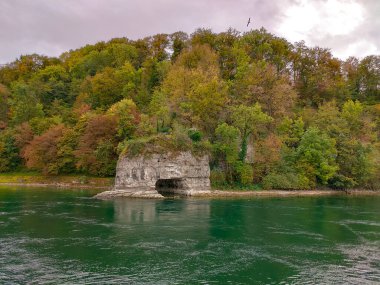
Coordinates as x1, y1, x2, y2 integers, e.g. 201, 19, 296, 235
0, 132, 21, 172
74, 114, 118, 176
188, 129, 203, 142
210, 169, 226, 187
234, 162, 253, 185
262, 172, 310, 190
122, 126, 210, 158
24, 125, 65, 174
328, 174, 356, 189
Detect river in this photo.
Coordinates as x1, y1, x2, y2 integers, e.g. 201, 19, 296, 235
0, 187, 379, 284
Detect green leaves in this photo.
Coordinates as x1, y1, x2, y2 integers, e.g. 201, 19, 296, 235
107, 99, 140, 140
295, 127, 338, 186
230, 103, 272, 138
214, 123, 240, 164
162, 45, 227, 132
230, 103, 272, 161
0, 29, 378, 188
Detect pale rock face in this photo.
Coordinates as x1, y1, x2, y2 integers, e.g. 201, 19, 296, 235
245, 141, 254, 164
96, 151, 211, 199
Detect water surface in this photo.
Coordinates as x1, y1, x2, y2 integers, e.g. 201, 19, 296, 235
0, 187, 379, 284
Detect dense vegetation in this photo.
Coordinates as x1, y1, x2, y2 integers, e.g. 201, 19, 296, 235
0, 28, 379, 189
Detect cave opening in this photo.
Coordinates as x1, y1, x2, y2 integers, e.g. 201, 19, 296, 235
155, 178, 186, 196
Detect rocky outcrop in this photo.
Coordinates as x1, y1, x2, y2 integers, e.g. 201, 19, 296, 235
95, 151, 211, 199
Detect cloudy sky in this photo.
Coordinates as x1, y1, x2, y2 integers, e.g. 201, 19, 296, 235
0, 0, 379, 64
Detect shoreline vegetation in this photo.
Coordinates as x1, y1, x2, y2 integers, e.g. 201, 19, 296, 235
0, 28, 379, 191
0, 173, 378, 198
0, 172, 113, 190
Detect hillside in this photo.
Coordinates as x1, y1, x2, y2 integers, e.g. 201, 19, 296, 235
0, 28, 379, 189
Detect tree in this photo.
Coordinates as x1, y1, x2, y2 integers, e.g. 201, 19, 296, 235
55, 128, 80, 174
82, 66, 136, 110
149, 90, 170, 132
334, 139, 374, 187
28, 116, 62, 135
214, 123, 241, 164
213, 123, 241, 183
232, 62, 298, 118
312, 101, 348, 139
107, 98, 140, 139
0, 131, 21, 172
342, 56, 361, 99
74, 114, 118, 176
135, 58, 170, 109
358, 55, 380, 101
9, 81, 44, 125
68, 42, 138, 78
291, 42, 346, 105
0, 54, 58, 85
214, 28, 240, 80
277, 117, 305, 148
0, 84, 10, 126
230, 103, 272, 161
253, 133, 282, 181
239, 28, 292, 75
162, 45, 227, 133
29, 65, 71, 106
170, 31, 189, 61
295, 127, 338, 186
341, 100, 364, 136
150, 34, 170, 61
23, 125, 65, 174
191, 28, 216, 49
14, 122, 34, 159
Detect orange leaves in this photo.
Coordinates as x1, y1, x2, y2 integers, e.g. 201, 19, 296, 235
24, 125, 65, 174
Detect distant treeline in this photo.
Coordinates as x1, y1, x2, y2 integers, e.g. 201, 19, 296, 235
0, 28, 379, 189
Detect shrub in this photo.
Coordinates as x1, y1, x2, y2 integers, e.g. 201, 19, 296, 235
262, 172, 310, 190
0, 132, 21, 172
74, 114, 118, 176
24, 125, 65, 174
234, 162, 253, 185
328, 174, 356, 189
210, 169, 226, 187
188, 129, 203, 142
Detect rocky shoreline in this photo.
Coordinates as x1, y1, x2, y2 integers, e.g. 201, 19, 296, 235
94, 188, 380, 200
0, 182, 111, 190
0, 182, 378, 199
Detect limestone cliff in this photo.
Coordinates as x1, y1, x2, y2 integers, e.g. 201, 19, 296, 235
96, 151, 211, 199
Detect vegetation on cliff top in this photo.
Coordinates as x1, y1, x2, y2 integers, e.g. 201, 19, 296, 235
0, 28, 379, 189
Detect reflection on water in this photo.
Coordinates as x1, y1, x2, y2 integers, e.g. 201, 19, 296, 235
115, 199, 158, 223
114, 198, 210, 224
0, 187, 379, 284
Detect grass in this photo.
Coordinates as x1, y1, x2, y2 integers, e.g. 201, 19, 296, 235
0, 171, 114, 188
123, 133, 210, 158
211, 182, 263, 191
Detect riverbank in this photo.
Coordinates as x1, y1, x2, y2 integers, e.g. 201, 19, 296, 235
94, 188, 380, 200
195, 189, 380, 198
0, 172, 113, 190
0, 173, 378, 197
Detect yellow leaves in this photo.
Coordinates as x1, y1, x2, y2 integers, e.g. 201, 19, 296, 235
161, 46, 227, 131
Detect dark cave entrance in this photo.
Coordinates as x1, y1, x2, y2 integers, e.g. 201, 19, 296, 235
155, 178, 187, 196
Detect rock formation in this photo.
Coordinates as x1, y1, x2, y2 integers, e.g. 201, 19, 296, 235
95, 151, 211, 199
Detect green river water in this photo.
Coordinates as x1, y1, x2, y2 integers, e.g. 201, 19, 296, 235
0, 187, 379, 284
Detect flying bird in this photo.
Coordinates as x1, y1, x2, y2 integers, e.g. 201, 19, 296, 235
247, 17, 251, 27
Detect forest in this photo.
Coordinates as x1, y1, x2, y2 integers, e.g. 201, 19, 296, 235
0, 28, 379, 190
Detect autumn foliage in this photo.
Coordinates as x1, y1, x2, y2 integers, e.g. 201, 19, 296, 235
75, 114, 118, 176
24, 125, 65, 174
0, 28, 378, 188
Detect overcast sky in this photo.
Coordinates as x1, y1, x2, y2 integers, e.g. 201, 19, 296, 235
1, 0, 379, 64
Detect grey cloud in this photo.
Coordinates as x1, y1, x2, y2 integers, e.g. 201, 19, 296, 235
304, 0, 380, 58
0, 0, 378, 63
